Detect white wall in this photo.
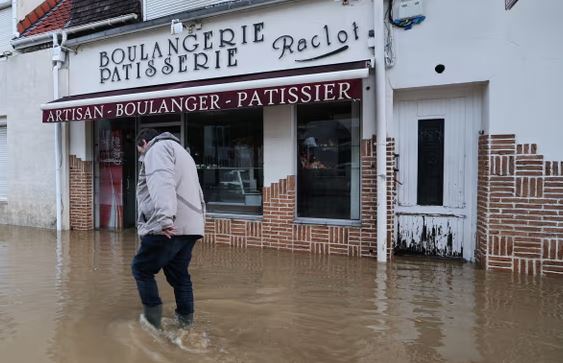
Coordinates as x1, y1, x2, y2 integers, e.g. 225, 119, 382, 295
387, 0, 563, 160
70, 121, 93, 162
263, 104, 295, 185
68, 0, 374, 95
17, 0, 43, 23
0, 49, 60, 228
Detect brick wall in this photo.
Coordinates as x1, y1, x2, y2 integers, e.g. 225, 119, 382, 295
68, 138, 396, 259
477, 135, 563, 276
69, 155, 93, 231
203, 137, 396, 260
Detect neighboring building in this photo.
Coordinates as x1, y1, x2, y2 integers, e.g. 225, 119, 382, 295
4, 0, 563, 276
0, 0, 58, 227
0, 0, 140, 228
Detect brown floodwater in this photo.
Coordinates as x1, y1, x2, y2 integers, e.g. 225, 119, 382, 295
0, 225, 562, 363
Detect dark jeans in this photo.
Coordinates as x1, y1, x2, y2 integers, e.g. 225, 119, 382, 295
131, 234, 198, 315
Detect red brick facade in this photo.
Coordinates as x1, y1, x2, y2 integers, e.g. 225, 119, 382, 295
477, 135, 563, 276
69, 155, 93, 230
203, 137, 396, 259
68, 138, 396, 259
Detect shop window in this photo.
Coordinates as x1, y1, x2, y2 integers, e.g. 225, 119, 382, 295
297, 102, 360, 220
187, 109, 263, 215
417, 119, 444, 206
0, 117, 7, 200
94, 118, 137, 229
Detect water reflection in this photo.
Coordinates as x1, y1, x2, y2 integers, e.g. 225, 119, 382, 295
0, 225, 561, 362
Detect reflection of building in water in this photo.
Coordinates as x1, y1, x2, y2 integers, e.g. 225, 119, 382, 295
367, 260, 481, 362
50, 230, 137, 361
0, 227, 62, 361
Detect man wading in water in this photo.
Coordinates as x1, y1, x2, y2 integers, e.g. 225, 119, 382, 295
131, 129, 205, 330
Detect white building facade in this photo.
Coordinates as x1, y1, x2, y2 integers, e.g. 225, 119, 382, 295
4, 0, 563, 275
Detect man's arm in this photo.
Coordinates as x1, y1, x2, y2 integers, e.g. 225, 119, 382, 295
144, 142, 177, 234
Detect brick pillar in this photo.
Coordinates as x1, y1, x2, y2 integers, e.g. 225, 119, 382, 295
69, 155, 94, 230
477, 134, 563, 276
476, 135, 491, 267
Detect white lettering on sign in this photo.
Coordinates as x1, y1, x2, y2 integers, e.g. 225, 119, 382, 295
46, 105, 105, 122
44, 81, 360, 122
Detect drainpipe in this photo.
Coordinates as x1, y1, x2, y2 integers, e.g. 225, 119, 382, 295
374, 0, 387, 262
52, 33, 65, 231
11, 0, 18, 37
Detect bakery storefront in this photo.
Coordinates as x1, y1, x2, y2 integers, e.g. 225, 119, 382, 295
42, 0, 392, 257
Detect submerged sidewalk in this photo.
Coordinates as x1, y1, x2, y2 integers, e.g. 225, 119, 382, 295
0, 225, 562, 362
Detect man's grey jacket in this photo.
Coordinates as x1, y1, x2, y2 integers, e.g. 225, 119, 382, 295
136, 132, 206, 237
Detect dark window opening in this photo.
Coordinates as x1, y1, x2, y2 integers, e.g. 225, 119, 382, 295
417, 119, 444, 206
187, 108, 263, 215
297, 101, 360, 220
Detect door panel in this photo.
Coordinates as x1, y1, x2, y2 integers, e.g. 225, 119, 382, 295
395, 89, 479, 260
396, 215, 464, 258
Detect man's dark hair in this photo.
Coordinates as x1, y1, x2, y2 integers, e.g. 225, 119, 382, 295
136, 128, 160, 146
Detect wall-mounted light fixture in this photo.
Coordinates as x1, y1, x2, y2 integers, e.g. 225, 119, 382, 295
170, 19, 184, 35
0, 50, 13, 60
170, 19, 202, 35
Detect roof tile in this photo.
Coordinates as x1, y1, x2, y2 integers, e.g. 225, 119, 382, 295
22, 0, 72, 37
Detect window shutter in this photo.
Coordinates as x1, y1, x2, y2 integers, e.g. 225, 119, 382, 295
145, 0, 229, 21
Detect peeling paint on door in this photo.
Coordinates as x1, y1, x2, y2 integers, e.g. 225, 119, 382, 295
394, 88, 481, 261
396, 215, 464, 258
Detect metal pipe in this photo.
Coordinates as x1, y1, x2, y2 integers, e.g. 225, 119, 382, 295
11, 13, 138, 50
374, 0, 388, 262
52, 33, 62, 231
0, 0, 10, 10
10, 0, 17, 37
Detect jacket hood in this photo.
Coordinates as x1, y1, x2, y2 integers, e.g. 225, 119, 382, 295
148, 132, 181, 146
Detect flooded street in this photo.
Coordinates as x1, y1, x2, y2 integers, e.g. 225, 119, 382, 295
0, 225, 562, 362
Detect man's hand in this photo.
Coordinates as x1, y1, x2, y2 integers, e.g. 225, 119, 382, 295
162, 225, 177, 239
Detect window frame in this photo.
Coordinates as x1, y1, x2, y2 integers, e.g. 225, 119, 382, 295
186, 108, 265, 216
294, 101, 362, 222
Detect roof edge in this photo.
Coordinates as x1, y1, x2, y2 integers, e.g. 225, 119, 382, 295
17, 0, 59, 35
64, 0, 296, 47
11, 13, 138, 52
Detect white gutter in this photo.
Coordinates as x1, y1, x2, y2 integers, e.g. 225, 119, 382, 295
52, 33, 64, 231
41, 67, 370, 110
374, 0, 388, 262
11, 0, 17, 37
11, 13, 138, 50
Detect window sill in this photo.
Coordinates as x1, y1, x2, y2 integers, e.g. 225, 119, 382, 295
206, 213, 263, 221
0, 198, 7, 205
294, 218, 361, 227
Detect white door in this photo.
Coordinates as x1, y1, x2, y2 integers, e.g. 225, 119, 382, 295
394, 87, 481, 261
